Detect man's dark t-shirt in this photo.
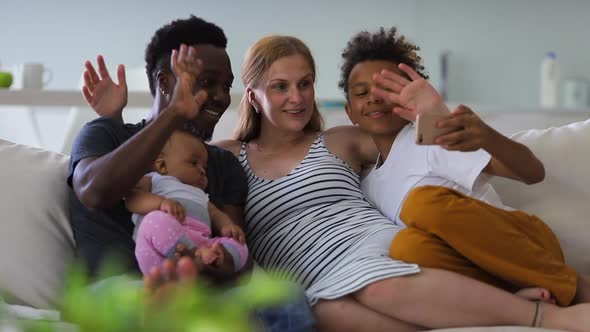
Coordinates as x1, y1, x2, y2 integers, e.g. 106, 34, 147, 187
67, 117, 247, 276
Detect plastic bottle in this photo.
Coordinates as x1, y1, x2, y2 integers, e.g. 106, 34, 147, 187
540, 51, 560, 108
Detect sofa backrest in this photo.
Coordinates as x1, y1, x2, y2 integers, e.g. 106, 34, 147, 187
0, 117, 588, 309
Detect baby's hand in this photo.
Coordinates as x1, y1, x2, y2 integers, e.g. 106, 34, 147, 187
159, 199, 186, 223
371, 63, 448, 122
220, 224, 246, 244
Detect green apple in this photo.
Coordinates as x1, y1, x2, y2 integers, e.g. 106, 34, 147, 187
0, 71, 13, 88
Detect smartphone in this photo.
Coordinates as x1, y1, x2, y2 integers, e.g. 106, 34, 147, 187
415, 112, 454, 145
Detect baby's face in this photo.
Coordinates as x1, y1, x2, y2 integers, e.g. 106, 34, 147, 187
162, 131, 209, 190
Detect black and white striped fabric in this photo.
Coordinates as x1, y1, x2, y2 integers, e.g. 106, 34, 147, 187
239, 133, 420, 305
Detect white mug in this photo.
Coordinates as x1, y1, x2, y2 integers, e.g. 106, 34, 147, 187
15, 63, 52, 90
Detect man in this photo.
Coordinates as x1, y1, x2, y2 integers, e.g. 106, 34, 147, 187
68, 16, 242, 276
68, 15, 315, 331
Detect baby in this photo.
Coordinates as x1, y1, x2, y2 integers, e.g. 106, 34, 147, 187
128, 130, 248, 278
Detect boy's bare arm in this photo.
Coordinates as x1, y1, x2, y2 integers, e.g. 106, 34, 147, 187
481, 130, 545, 184
435, 106, 545, 185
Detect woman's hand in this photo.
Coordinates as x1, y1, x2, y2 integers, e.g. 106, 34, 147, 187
167, 44, 208, 120
371, 63, 449, 122
434, 105, 493, 152
159, 198, 186, 222
82, 55, 127, 122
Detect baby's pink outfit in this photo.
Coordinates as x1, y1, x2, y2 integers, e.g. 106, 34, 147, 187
133, 173, 248, 275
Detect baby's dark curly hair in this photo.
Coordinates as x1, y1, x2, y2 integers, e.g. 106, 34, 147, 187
144, 15, 227, 96
339, 27, 428, 100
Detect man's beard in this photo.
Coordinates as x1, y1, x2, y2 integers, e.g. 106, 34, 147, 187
183, 122, 213, 142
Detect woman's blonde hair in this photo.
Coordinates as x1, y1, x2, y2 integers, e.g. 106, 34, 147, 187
233, 35, 324, 142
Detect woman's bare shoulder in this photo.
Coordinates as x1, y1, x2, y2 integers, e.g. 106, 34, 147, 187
211, 139, 242, 157
324, 125, 363, 138
324, 125, 367, 148
324, 125, 377, 166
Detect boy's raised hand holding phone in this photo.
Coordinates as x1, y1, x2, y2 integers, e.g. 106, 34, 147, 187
372, 62, 544, 184
371, 63, 494, 151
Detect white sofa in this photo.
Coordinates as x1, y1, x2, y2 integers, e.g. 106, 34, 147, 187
0, 110, 589, 331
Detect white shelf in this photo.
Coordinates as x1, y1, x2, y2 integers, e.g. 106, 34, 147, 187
446, 102, 590, 114
0, 89, 153, 108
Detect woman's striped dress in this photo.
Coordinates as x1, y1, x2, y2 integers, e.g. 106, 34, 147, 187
239, 133, 420, 305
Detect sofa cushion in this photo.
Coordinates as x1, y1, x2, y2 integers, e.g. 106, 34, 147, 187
491, 119, 590, 276
0, 139, 74, 309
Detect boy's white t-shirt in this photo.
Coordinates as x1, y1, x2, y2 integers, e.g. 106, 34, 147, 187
361, 124, 513, 227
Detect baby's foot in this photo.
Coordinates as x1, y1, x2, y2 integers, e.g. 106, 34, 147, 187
144, 257, 199, 302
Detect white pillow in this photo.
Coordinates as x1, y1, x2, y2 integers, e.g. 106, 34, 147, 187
491, 119, 590, 275
0, 139, 74, 309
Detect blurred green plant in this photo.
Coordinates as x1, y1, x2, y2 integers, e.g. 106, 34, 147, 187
3, 260, 294, 332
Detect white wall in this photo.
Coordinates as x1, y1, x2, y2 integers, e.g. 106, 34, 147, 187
1, 0, 589, 151
0, 0, 416, 99
416, 0, 590, 107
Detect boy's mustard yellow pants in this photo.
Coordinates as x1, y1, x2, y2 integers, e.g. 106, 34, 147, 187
390, 185, 578, 306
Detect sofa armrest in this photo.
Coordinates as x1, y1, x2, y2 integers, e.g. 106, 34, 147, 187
0, 139, 74, 309
491, 119, 590, 275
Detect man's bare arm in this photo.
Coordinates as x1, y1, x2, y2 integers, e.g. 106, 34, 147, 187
72, 111, 184, 209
